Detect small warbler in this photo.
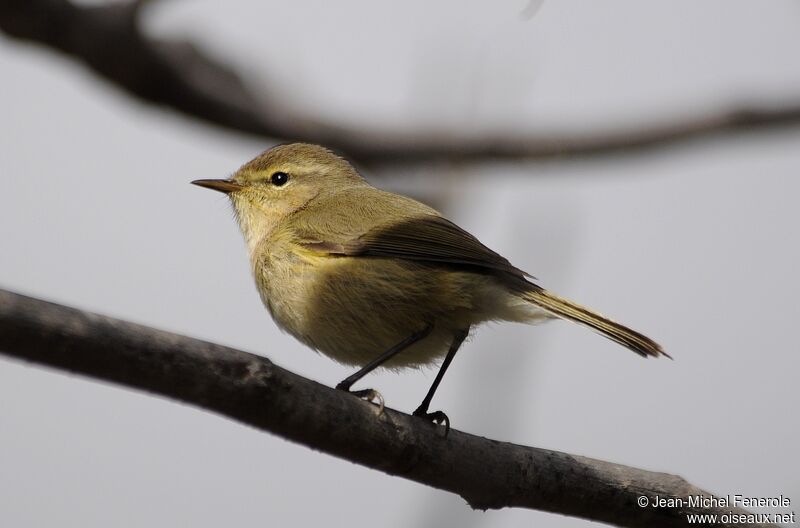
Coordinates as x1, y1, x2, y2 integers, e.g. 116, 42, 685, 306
193, 143, 667, 428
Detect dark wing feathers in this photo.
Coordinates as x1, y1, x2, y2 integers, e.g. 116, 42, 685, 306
302, 214, 531, 280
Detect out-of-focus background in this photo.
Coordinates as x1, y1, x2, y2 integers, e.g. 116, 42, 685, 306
1, 1, 798, 527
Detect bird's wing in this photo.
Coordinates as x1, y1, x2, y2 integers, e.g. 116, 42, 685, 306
300, 213, 532, 281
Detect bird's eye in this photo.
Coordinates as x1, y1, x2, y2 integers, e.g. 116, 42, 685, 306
270, 171, 289, 186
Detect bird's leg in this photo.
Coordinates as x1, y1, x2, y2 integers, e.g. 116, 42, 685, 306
413, 327, 469, 435
336, 323, 434, 407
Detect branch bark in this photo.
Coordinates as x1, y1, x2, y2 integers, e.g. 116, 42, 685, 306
1, 0, 799, 165
0, 288, 776, 527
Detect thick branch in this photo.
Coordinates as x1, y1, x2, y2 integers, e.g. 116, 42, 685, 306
0, 288, 775, 527
2, 0, 799, 164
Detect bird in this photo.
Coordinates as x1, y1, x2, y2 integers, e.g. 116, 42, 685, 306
192, 143, 667, 430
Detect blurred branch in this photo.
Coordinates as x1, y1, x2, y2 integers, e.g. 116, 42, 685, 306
2, 0, 800, 166
0, 289, 777, 528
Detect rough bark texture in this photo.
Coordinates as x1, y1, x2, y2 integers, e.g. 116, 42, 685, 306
0, 289, 775, 527
1, 0, 799, 165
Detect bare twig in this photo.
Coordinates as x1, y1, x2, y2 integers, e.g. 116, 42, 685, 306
1, 0, 799, 165
0, 288, 776, 527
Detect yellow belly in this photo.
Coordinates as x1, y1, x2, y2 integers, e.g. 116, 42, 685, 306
253, 244, 547, 368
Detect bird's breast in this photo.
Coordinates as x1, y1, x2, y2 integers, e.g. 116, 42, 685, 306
251, 242, 318, 334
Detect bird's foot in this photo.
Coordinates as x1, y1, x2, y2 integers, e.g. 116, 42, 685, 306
336, 382, 385, 415
413, 406, 450, 437
352, 388, 385, 414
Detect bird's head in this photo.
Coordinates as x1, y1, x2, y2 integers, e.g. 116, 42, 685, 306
192, 143, 364, 247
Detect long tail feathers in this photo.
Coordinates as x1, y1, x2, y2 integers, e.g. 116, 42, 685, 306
523, 288, 670, 359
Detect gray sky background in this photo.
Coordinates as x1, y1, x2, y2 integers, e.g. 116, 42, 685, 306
1, 1, 798, 527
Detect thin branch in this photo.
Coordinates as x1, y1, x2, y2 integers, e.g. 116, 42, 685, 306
0, 288, 776, 528
1, 0, 799, 165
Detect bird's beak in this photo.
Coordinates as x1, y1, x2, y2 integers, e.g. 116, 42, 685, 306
191, 179, 243, 194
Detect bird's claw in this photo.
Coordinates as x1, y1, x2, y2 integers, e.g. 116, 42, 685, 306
348, 388, 385, 415
413, 408, 450, 437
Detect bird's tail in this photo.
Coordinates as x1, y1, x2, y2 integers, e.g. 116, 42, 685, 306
522, 287, 669, 358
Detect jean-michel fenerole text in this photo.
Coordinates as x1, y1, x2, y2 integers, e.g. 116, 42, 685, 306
649, 494, 791, 509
